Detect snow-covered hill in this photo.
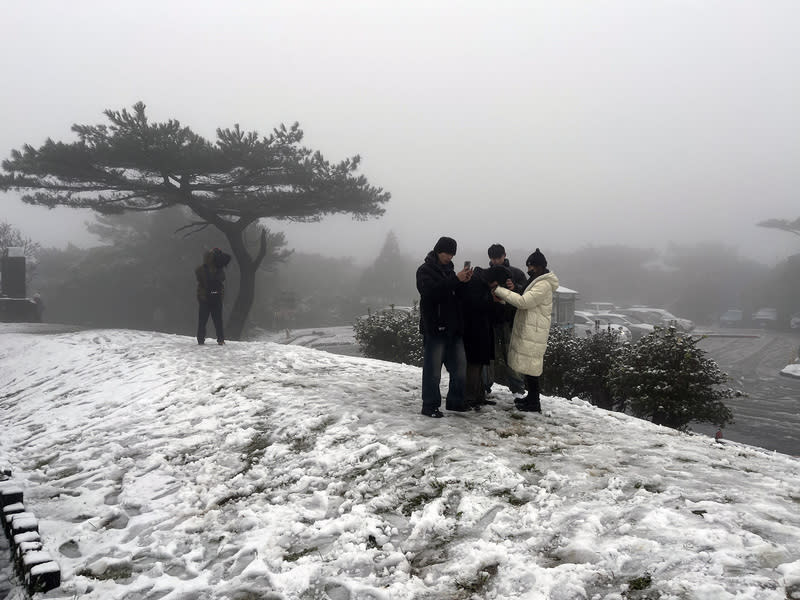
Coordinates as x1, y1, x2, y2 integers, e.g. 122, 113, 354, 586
1, 326, 799, 599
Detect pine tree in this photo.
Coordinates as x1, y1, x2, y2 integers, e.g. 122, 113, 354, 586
0, 102, 389, 339
357, 231, 417, 307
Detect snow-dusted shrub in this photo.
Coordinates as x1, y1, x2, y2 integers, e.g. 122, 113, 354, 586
608, 327, 736, 430
353, 305, 422, 366
571, 327, 626, 410
542, 325, 625, 410
540, 325, 583, 398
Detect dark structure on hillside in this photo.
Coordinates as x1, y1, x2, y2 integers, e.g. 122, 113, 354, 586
0, 248, 38, 322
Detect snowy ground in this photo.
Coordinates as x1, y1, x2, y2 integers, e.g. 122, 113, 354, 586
1, 326, 799, 600
252, 326, 359, 356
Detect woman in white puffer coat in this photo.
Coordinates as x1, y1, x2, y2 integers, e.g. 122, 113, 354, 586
492, 248, 559, 412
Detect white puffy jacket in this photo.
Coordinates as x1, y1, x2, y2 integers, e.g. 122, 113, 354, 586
493, 271, 559, 376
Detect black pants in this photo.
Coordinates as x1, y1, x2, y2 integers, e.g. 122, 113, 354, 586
523, 375, 541, 410
465, 363, 486, 408
198, 297, 224, 343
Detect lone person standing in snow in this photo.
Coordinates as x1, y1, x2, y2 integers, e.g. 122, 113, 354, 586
416, 236, 472, 417
492, 248, 559, 413
195, 247, 231, 345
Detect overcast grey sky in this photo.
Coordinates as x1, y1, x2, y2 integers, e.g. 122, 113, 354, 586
1, 0, 799, 264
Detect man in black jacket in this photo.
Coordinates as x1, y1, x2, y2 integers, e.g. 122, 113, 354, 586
484, 244, 528, 401
195, 247, 232, 345
416, 236, 472, 418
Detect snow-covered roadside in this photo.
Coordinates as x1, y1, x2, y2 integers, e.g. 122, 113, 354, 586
1, 327, 799, 599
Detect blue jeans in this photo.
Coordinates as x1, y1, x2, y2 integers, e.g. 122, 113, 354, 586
421, 334, 466, 412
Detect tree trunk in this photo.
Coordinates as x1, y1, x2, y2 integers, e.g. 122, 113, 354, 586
184, 198, 268, 341
224, 227, 267, 341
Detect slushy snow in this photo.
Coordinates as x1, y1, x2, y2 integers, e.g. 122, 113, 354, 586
1, 326, 799, 599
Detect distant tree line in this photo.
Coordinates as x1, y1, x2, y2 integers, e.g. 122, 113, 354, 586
549, 242, 799, 328
4, 213, 799, 337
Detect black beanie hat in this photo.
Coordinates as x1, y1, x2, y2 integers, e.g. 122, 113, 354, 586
433, 236, 457, 255
526, 248, 547, 268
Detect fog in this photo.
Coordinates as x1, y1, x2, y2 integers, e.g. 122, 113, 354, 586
2, 0, 799, 265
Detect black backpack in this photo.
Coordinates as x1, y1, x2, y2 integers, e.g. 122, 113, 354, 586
204, 265, 224, 295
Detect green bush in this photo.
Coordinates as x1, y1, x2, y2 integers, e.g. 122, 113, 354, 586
571, 327, 626, 410
608, 327, 736, 430
353, 305, 423, 366
541, 325, 583, 398
542, 325, 625, 410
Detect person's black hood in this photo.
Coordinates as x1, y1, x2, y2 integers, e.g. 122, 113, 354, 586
424, 250, 454, 273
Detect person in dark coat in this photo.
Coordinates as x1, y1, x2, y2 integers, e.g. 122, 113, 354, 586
483, 244, 529, 401
416, 236, 473, 418
461, 265, 509, 410
195, 247, 231, 345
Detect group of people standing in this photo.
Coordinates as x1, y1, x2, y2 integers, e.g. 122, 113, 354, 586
416, 237, 559, 418
193, 238, 559, 420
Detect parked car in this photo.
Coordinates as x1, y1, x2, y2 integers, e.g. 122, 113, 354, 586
573, 311, 632, 342
619, 307, 694, 332
791, 312, 800, 330
583, 301, 616, 313
719, 309, 744, 328
590, 312, 655, 341
616, 308, 663, 327
751, 307, 777, 328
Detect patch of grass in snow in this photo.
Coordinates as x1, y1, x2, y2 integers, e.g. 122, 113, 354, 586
626, 573, 652, 592
492, 422, 527, 438
228, 592, 274, 600
240, 432, 272, 474
491, 489, 527, 506
455, 563, 498, 596
634, 481, 662, 493
401, 479, 447, 516
290, 435, 315, 452
284, 546, 319, 562
409, 542, 450, 572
